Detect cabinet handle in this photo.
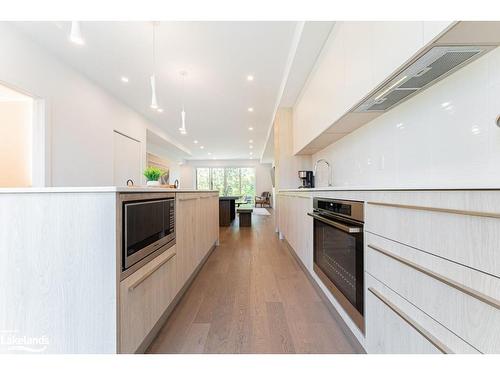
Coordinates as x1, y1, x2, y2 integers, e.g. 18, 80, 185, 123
367, 244, 500, 310
200, 195, 211, 199
307, 212, 362, 233
128, 251, 176, 292
178, 196, 199, 201
368, 287, 453, 354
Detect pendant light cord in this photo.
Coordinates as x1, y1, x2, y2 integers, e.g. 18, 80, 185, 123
152, 23, 156, 75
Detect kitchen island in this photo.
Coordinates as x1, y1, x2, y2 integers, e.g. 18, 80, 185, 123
0, 187, 219, 354
218, 195, 240, 226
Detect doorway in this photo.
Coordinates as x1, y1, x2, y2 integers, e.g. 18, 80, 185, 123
113, 130, 142, 186
0, 83, 35, 187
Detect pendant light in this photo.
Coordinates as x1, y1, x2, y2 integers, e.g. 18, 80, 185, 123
150, 23, 159, 109
179, 71, 187, 134
69, 21, 85, 45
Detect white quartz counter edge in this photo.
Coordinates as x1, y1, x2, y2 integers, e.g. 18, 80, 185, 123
0, 187, 219, 194
279, 186, 500, 192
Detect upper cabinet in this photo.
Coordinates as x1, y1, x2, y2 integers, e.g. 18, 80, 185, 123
293, 21, 464, 155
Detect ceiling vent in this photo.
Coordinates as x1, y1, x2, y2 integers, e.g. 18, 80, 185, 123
354, 45, 494, 112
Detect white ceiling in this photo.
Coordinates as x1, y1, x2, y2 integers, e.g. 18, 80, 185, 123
12, 21, 330, 160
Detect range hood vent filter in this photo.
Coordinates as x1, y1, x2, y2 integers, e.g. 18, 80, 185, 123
355, 45, 493, 113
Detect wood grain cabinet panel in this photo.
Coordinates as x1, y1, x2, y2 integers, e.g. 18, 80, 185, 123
277, 193, 314, 271
365, 274, 480, 354
366, 240, 500, 353
119, 246, 177, 353
176, 193, 200, 288
365, 202, 500, 277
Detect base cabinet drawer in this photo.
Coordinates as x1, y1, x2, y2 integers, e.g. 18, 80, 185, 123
366, 234, 500, 353
119, 246, 177, 353
365, 274, 479, 354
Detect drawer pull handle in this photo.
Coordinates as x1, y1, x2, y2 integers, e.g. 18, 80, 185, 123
368, 287, 453, 354
128, 251, 176, 292
178, 196, 200, 201
200, 196, 211, 199
368, 244, 500, 310
367, 201, 500, 220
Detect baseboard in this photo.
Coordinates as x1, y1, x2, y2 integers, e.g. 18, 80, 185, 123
282, 239, 366, 354
137, 242, 218, 354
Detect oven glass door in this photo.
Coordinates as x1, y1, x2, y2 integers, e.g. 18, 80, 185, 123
313, 216, 364, 314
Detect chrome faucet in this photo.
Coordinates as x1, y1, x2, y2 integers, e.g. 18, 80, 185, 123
313, 159, 332, 187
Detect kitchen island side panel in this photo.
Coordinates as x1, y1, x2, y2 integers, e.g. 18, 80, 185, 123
0, 192, 117, 353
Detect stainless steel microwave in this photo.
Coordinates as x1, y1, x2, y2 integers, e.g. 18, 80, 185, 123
122, 197, 175, 277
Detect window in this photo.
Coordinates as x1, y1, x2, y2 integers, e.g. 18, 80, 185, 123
196, 167, 256, 204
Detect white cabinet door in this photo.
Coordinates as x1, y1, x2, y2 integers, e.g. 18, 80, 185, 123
113, 131, 142, 186
423, 21, 454, 44
370, 22, 423, 87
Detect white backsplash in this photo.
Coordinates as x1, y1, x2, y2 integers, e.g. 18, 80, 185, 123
312, 46, 500, 189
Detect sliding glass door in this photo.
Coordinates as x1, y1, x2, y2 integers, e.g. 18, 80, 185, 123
196, 167, 256, 204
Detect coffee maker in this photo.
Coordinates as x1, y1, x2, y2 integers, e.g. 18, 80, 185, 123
298, 170, 314, 188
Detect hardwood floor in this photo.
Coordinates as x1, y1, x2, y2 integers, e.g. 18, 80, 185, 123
147, 209, 362, 354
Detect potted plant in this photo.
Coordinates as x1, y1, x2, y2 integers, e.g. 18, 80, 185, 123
143, 166, 164, 186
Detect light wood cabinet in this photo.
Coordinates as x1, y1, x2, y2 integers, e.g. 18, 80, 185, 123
119, 245, 177, 353
175, 192, 219, 289
278, 193, 313, 271
278, 189, 500, 353
176, 193, 200, 287
366, 238, 500, 353
120, 191, 219, 353
365, 274, 479, 354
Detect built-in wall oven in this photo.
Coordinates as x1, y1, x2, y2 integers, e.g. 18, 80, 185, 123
121, 194, 175, 279
308, 198, 365, 332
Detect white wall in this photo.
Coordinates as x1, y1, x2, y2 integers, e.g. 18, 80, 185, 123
179, 159, 273, 195
311, 46, 500, 189
0, 23, 174, 187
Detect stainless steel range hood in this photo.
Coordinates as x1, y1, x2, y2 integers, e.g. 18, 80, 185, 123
354, 45, 495, 112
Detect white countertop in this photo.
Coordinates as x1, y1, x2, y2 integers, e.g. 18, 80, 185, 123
0, 186, 219, 194
279, 186, 500, 192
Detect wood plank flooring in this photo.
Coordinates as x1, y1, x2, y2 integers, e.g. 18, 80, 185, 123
147, 209, 362, 354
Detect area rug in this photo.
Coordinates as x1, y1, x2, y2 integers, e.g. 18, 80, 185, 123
252, 207, 271, 216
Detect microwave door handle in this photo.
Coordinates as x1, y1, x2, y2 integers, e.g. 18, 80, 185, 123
307, 212, 362, 233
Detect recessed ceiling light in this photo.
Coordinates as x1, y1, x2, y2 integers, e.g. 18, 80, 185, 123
249, 152, 253, 155
247, 107, 254, 112
249, 145, 253, 149
208, 152, 212, 155
249, 139, 253, 143
157, 108, 163, 113
247, 75, 254, 81
212, 157, 216, 160
121, 76, 129, 83
200, 146, 204, 149
193, 140, 198, 144
248, 126, 254, 131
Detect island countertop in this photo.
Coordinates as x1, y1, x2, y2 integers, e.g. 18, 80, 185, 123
0, 186, 218, 194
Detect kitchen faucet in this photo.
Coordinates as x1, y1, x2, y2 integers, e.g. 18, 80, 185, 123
313, 158, 332, 187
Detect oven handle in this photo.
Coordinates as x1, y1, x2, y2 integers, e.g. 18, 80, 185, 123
307, 212, 362, 233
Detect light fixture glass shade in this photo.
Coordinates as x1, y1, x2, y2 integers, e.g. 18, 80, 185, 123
150, 75, 158, 109
69, 21, 85, 45
179, 109, 186, 134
